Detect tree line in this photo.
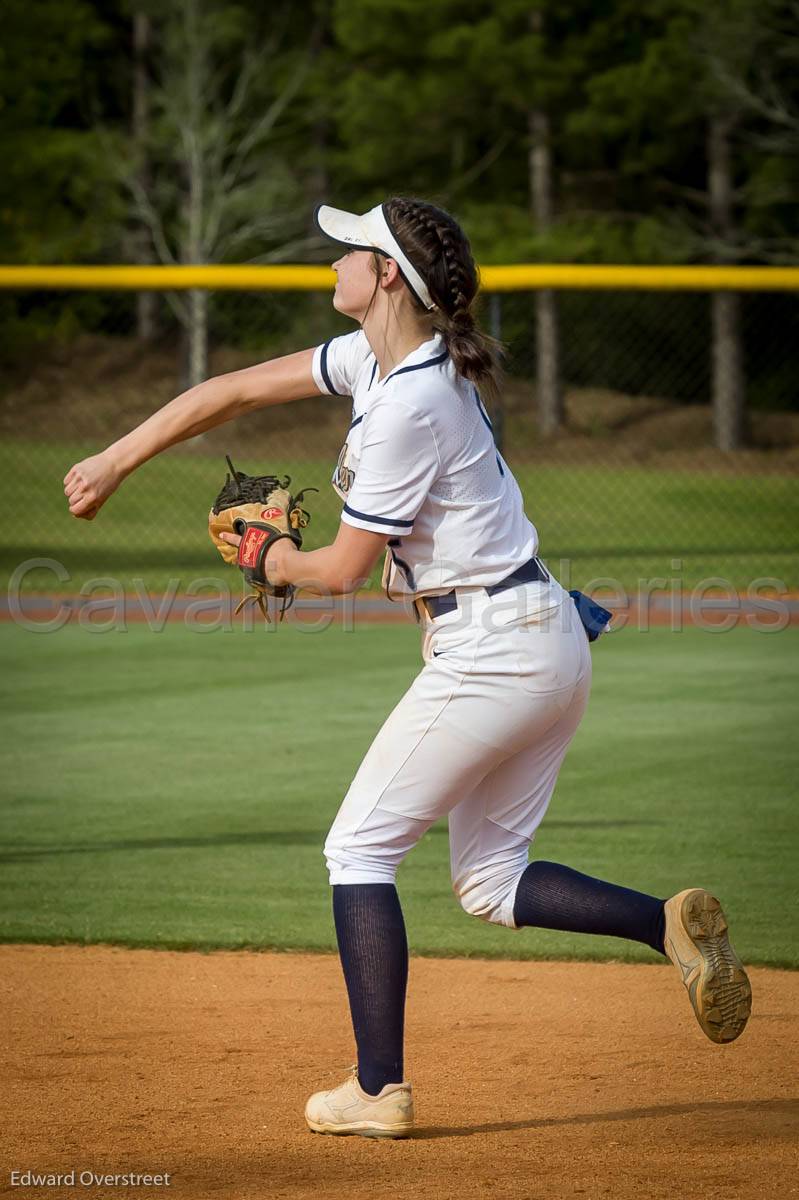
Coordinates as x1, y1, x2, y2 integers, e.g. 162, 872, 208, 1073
1, 0, 797, 444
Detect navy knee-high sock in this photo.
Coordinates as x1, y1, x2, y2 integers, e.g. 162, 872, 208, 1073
513, 861, 666, 954
332, 883, 408, 1097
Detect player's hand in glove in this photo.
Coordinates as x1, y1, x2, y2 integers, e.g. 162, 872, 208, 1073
217, 528, 295, 587
209, 455, 316, 622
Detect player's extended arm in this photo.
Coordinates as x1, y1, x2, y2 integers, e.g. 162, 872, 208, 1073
219, 521, 389, 598
64, 347, 320, 521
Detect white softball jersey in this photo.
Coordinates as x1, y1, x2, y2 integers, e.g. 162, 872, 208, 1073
311, 326, 588, 924
311, 329, 563, 609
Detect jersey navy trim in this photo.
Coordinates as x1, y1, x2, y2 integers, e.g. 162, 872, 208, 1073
387, 544, 416, 591
368, 361, 378, 389
473, 385, 494, 432
343, 503, 413, 528
384, 349, 449, 384
472, 385, 505, 474
347, 413, 365, 433
319, 340, 341, 395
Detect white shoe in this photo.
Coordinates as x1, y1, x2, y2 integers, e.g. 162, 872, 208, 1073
305, 1067, 414, 1138
663, 888, 752, 1043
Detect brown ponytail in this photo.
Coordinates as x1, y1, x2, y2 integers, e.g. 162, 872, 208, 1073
383, 197, 502, 404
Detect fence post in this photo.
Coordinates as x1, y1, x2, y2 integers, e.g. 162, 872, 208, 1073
186, 287, 209, 389
708, 113, 746, 450
711, 291, 745, 450
535, 289, 562, 436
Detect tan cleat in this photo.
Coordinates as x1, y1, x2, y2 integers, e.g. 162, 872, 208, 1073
305, 1068, 414, 1139
663, 888, 752, 1044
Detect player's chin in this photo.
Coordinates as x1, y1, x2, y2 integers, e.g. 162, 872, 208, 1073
332, 289, 366, 322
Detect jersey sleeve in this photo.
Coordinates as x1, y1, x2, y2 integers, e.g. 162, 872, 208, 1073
311, 330, 371, 397
341, 400, 441, 536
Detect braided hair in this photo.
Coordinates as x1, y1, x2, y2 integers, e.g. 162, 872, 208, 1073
384, 197, 502, 403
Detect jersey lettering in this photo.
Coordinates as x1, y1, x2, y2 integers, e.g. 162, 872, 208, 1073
333, 442, 355, 497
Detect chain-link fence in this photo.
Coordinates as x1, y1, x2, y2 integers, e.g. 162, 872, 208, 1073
1, 277, 797, 611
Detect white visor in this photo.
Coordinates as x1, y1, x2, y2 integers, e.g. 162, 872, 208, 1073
314, 202, 435, 311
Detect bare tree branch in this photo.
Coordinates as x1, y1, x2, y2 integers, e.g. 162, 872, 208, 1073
113, 1, 316, 371
439, 133, 513, 203
243, 233, 322, 264
221, 48, 314, 195
127, 175, 177, 267
162, 290, 189, 328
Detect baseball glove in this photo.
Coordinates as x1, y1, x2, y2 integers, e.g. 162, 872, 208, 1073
209, 455, 316, 622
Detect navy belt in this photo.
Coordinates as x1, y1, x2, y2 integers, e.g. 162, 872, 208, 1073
418, 556, 550, 620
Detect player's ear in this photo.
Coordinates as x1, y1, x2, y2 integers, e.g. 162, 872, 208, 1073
380, 258, 402, 289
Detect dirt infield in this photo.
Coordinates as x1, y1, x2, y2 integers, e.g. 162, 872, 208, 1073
2, 947, 796, 1200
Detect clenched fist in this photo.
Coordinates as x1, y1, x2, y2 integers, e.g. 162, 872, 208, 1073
63, 450, 123, 520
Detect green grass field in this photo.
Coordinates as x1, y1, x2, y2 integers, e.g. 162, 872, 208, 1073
3, 437, 797, 594
1, 620, 796, 966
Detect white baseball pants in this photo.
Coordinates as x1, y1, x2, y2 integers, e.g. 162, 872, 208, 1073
324, 585, 592, 928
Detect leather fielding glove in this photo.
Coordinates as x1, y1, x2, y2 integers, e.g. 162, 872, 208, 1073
209, 455, 316, 622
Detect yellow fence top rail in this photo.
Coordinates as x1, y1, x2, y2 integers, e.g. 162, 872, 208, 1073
0, 264, 798, 292
482, 264, 799, 292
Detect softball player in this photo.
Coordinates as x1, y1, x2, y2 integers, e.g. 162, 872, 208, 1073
64, 196, 752, 1140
